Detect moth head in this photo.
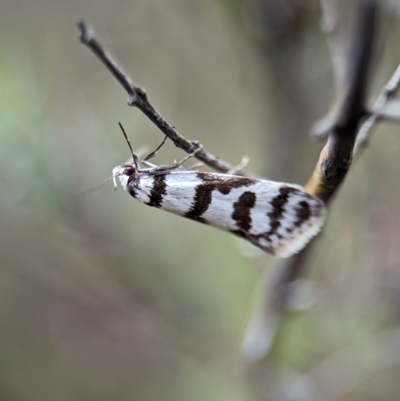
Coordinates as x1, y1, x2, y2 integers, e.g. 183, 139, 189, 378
112, 164, 137, 190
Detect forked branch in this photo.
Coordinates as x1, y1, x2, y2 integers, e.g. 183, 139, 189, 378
242, 0, 380, 360
76, 21, 244, 175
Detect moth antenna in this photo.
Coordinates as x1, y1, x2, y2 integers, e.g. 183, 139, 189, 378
118, 122, 139, 169
81, 176, 113, 197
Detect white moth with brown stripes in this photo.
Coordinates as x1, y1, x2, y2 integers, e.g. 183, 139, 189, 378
112, 125, 326, 258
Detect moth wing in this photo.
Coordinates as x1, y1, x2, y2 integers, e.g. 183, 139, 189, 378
131, 171, 326, 258
244, 189, 326, 258
162, 173, 326, 258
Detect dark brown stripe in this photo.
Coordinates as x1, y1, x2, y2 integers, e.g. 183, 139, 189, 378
127, 185, 138, 199
196, 172, 256, 195
232, 191, 256, 231
230, 229, 246, 238
294, 200, 311, 227
232, 230, 275, 255
185, 173, 256, 220
264, 186, 298, 240
185, 185, 213, 220
148, 174, 167, 207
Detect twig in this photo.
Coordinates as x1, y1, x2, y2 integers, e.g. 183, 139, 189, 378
242, 0, 379, 360
307, 0, 377, 200
76, 21, 242, 175
354, 63, 400, 154
368, 99, 400, 123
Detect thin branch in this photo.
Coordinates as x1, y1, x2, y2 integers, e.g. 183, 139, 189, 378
307, 0, 377, 200
242, 0, 379, 360
354, 63, 400, 154
368, 99, 400, 123
76, 21, 242, 175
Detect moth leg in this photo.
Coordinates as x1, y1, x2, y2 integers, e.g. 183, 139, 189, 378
143, 136, 168, 162
142, 160, 158, 168
170, 144, 203, 168
150, 145, 203, 175
118, 122, 140, 169
227, 156, 249, 174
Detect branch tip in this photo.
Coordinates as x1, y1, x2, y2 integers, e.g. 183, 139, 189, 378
75, 20, 243, 175
76, 20, 92, 43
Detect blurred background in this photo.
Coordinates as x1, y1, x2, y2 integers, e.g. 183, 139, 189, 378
1, 0, 400, 400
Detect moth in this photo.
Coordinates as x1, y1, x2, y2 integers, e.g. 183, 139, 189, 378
112, 124, 326, 258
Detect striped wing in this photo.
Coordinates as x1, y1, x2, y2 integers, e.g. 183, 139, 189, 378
127, 170, 326, 258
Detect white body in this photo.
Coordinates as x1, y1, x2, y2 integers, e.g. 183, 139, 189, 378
113, 166, 326, 258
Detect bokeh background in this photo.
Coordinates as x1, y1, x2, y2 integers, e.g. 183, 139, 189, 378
2, 0, 400, 400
